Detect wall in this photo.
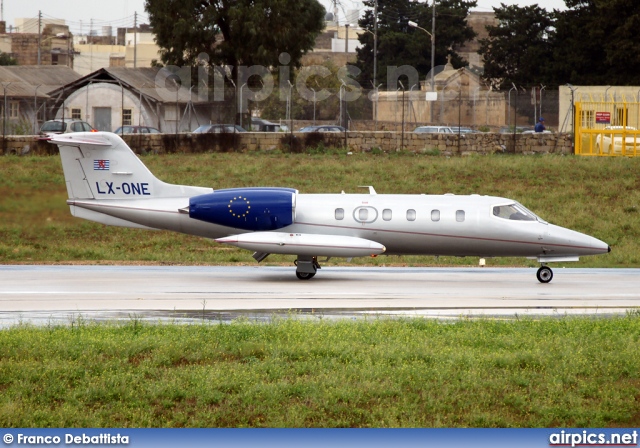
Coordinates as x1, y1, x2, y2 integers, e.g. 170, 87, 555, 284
74, 44, 126, 76
1, 132, 572, 157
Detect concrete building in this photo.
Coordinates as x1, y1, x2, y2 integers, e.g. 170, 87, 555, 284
72, 29, 161, 76
0, 65, 82, 135
558, 85, 640, 133
47, 67, 211, 133
0, 22, 75, 67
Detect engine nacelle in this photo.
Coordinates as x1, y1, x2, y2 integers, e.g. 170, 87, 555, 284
189, 187, 297, 231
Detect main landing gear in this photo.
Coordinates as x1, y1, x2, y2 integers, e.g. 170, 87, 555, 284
295, 256, 321, 280
536, 265, 553, 283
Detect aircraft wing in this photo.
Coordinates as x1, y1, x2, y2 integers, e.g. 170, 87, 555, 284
216, 232, 386, 258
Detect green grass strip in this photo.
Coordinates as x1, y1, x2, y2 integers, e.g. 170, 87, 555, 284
1, 316, 639, 427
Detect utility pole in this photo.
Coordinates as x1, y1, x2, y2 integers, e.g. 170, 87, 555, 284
373, 0, 378, 87
345, 23, 350, 54
89, 19, 93, 72
430, 1, 436, 93
37, 11, 42, 65
133, 12, 137, 68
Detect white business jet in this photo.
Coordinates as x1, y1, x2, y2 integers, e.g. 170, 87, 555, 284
51, 132, 610, 282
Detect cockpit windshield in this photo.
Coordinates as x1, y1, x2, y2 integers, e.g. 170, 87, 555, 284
493, 203, 541, 222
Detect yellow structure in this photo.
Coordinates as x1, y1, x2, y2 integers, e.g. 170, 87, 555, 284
574, 100, 640, 156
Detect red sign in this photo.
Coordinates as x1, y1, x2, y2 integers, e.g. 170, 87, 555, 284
596, 112, 611, 124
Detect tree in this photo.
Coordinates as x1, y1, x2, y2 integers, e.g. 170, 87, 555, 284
355, 0, 477, 89
478, 0, 640, 88
145, 0, 326, 77
552, 0, 640, 85
477, 4, 553, 89
0, 52, 17, 66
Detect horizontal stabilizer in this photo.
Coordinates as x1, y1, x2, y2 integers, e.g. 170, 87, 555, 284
216, 232, 386, 258
48, 133, 113, 147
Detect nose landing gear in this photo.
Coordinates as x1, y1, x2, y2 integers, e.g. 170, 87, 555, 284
536, 265, 553, 283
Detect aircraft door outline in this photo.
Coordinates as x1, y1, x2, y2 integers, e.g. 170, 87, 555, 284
353, 206, 378, 225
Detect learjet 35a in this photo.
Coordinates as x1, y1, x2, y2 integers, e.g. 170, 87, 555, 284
51, 132, 610, 282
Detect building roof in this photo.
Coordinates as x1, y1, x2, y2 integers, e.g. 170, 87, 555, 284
0, 66, 82, 98
47, 67, 206, 105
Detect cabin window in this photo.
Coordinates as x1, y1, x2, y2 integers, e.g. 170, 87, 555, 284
382, 209, 392, 221
431, 209, 440, 222
456, 210, 465, 222
406, 209, 416, 221
359, 208, 368, 221
335, 208, 344, 220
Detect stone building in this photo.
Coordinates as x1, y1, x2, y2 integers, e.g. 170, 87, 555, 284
375, 56, 505, 128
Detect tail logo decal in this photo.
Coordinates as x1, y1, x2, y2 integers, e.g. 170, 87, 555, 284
93, 160, 110, 170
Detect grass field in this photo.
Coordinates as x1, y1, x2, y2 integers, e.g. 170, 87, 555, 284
1, 151, 639, 267
1, 316, 640, 427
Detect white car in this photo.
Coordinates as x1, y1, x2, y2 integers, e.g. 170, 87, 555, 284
595, 126, 639, 154
414, 125, 454, 133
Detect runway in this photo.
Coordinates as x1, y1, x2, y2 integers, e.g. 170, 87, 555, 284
1, 265, 639, 326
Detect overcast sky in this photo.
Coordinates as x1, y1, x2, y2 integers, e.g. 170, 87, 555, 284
3, 0, 568, 35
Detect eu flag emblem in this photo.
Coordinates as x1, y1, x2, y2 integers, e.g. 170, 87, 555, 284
94, 160, 110, 170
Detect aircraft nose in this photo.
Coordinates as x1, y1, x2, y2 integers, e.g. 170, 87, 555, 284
548, 224, 610, 256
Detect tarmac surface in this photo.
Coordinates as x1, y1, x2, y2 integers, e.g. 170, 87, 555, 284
1, 265, 639, 326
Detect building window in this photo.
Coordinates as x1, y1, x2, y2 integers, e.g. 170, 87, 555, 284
382, 209, 392, 221
580, 110, 594, 128
8, 101, 19, 119
456, 210, 466, 222
165, 105, 177, 121
406, 209, 416, 221
615, 107, 627, 127
431, 210, 440, 222
335, 208, 344, 220
71, 108, 82, 120
122, 108, 132, 126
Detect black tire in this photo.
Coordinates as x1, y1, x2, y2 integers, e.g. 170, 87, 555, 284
296, 271, 316, 280
536, 266, 553, 283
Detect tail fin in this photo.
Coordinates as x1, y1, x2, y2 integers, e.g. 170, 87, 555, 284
50, 132, 209, 200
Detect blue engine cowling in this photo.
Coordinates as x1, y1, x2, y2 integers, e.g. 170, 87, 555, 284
189, 187, 297, 231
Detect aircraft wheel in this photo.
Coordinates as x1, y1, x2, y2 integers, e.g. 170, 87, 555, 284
536, 266, 553, 283
296, 271, 316, 280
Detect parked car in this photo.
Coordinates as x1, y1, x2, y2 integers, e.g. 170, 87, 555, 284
192, 124, 247, 133
251, 118, 288, 132
499, 126, 533, 134
39, 119, 94, 139
298, 125, 346, 133
414, 126, 454, 134
595, 126, 639, 154
114, 125, 161, 135
450, 126, 477, 134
